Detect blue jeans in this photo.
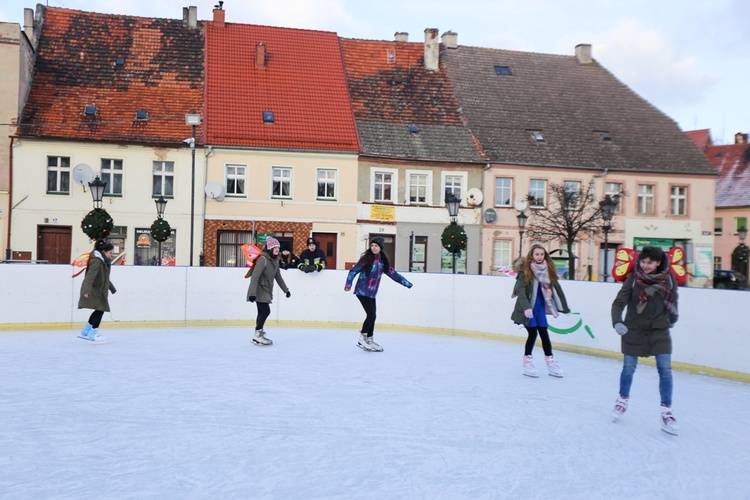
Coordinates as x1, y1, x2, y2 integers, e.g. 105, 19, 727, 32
618, 354, 673, 407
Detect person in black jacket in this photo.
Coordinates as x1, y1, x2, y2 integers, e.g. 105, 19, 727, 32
298, 237, 327, 273
278, 241, 299, 270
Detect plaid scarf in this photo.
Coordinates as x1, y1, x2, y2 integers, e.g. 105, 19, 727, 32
634, 267, 676, 315
530, 262, 559, 318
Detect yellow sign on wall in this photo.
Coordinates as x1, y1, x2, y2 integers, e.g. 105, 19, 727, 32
370, 204, 395, 221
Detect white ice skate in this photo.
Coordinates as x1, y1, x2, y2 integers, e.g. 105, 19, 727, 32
357, 334, 374, 352
661, 405, 679, 436
612, 396, 629, 421
366, 335, 383, 352
252, 329, 272, 346
545, 355, 563, 378
523, 355, 539, 378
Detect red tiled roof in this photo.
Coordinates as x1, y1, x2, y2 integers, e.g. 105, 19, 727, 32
685, 129, 711, 150
19, 7, 204, 145
706, 141, 750, 207
204, 23, 359, 152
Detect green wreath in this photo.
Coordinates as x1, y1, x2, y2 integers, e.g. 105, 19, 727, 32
81, 208, 114, 240
150, 219, 171, 243
441, 223, 467, 254
733, 243, 749, 263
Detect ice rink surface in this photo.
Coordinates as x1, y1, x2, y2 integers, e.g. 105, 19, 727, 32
1, 326, 748, 499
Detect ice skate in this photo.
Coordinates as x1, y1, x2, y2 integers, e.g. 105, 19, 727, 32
366, 335, 383, 352
545, 355, 563, 378
357, 333, 374, 351
86, 328, 105, 345
523, 355, 539, 378
612, 396, 629, 421
252, 329, 272, 346
660, 405, 679, 436
78, 323, 93, 340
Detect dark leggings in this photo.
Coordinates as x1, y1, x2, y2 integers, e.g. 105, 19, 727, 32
524, 326, 553, 357
255, 302, 271, 330
356, 295, 377, 336
88, 310, 104, 329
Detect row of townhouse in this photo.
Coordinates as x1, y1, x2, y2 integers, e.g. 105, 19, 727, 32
0, 4, 718, 285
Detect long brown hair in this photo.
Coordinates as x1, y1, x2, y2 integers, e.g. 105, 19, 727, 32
523, 244, 559, 286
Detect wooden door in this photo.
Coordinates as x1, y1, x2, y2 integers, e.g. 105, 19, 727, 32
37, 225, 72, 264
313, 232, 337, 270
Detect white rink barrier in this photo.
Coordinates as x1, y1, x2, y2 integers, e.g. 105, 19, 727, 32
1, 264, 747, 377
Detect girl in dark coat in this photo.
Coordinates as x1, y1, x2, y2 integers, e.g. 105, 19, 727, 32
247, 237, 291, 346
77, 239, 117, 344
510, 244, 570, 378
344, 236, 412, 352
611, 245, 680, 435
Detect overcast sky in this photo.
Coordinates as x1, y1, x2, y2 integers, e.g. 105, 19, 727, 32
2, 0, 747, 145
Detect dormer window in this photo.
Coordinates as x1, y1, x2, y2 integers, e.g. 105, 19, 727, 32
595, 130, 612, 141
528, 130, 544, 142
135, 109, 148, 121
263, 111, 274, 123
84, 105, 97, 116
115, 57, 125, 67
387, 49, 396, 64
494, 66, 512, 75
408, 124, 420, 133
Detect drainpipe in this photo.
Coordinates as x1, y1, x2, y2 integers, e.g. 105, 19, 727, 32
5, 137, 14, 260
587, 168, 608, 280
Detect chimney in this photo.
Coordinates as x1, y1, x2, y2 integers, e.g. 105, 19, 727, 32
255, 42, 266, 69
441, 31, 458, 49
575, 43, 592, 64
23, 8, 35, 44
736, 133, 749, 144
213, 6, 225, 28
394, 32, 408, 43
183, 6, 198, 28
424, 28, 439, 72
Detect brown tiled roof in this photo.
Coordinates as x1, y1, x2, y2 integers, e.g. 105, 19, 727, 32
685, 129, 712, 151
340, 38, 484, 163
204, 23, 359, 152
706, 141, 750, 207
18, 7, 204, 146
442, 46, 716, 174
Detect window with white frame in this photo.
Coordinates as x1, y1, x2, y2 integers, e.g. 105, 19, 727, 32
637, 184, 654, 215
442, 172, 467, 203
605, 182, 622, 212
101, 159, 123, 196
563, 181, 581, 210
317, 168, 337, 200
272, 166, 292, 198
372, 168, 397, 203
670, 186, 687, 216
492, 239, 512, 268
529, 179, 546, 208
226, 164, 246, 196
714, 256, 722, 270
406, 170, 432, 204
152, 161, 174, 197
494, 177, 513, 207
715, 217, 723, 235
46, 156, 70, 194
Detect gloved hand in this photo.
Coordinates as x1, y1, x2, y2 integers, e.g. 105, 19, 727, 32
614, 322, 628, 336
407, 283, 413, 289
524, 309, 533, 319
315, 263, 324, 272
285, 291, 291, 298
249, 296, 256, 303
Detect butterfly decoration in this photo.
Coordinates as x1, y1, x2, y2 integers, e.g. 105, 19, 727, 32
612, 247, 686, 284
241, 244, 263, 278
71, 253, 90, 278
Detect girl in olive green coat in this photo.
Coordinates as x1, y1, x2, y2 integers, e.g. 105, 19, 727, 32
247, 237, 290, 346
77, 240, 117, 344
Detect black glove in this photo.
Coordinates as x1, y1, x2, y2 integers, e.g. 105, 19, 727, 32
316, 263, 324, 272
285, 291, 291, 298
249, 296, 256, 303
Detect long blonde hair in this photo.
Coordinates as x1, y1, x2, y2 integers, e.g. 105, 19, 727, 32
522, 244, 559, 286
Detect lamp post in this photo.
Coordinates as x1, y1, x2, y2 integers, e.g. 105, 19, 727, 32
445, 190, 461, 274
155, 196, 168, 266
516, 210, 528, 259
88, 176, 106, 209
739, 226, 748, 244
600, 194, 617, 282
185, 113, 201, 266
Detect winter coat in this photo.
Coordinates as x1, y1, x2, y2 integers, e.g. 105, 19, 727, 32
345, 255, 412, 298
298, 248, 327, 269
279, 251, 299, 270
78, 252, 116, 312
247, 252, 289, 304
510, 269, 569, 325
611, 273, 678, 357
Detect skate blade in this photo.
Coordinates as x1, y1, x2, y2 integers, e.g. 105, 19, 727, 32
548, 373, 563, 378
661, 426, 679, 436
252, 340, 272, 346
523, 372, 539, 378
357, 343, 373, 352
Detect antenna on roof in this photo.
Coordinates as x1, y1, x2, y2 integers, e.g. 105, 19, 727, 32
215, 1, 224, 9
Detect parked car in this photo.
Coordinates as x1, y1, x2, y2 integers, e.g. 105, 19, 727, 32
713, 270, 747, 289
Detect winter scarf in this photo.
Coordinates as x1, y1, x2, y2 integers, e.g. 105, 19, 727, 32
92, 250, 112, 267
634, 267, 676, 315
530, 262, 559, 318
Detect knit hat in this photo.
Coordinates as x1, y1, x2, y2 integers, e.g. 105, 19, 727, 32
306, 237, 317, 246
370, 236, 385, 249
265, 237, 280, 250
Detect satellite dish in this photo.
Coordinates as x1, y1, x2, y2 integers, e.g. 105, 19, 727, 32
72, 164, 95, 191
466, 188, 483, 206
514, 198, 528, 211
204, 181, 226, 201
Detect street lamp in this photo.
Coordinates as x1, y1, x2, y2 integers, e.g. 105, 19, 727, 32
600, 194, 617, 282
185, 113, 201, 266
88, 176, 106, 209
154, 196, 168, 266
445, 190, 461, 273
739, 226, 748, 243
516, 210, 528, 259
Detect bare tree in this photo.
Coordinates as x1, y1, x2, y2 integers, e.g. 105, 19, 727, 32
524, 180, 616, 280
